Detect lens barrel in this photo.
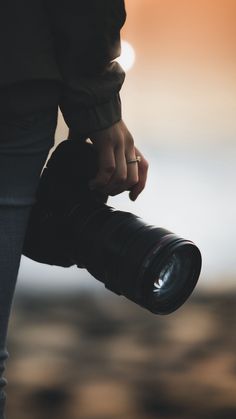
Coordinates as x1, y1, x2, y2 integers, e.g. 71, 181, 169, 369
64, 197, 202, 315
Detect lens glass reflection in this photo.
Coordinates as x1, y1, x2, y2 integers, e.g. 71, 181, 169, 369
153, 254, 179, 295
151, 246, 195, 312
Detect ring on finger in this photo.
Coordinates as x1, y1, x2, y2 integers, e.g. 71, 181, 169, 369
126, 155, 142, 164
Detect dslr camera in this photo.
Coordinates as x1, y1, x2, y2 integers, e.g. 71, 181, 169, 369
23, 137, 202, 315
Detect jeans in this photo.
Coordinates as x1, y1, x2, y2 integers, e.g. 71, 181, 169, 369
0, 105, 59, 418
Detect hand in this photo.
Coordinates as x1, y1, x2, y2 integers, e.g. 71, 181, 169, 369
87, 119, 149, 201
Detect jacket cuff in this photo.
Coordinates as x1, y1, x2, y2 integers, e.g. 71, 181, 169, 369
60, 93, 122, 140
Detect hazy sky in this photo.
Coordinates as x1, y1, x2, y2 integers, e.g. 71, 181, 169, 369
117, 0, 236, 147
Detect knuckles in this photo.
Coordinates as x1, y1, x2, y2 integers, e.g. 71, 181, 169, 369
104, 165, 116, 173
126, 135, 134, 147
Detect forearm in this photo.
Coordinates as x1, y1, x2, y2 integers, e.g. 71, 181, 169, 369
44, 0, 126, 77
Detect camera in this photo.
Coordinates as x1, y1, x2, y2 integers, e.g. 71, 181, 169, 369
23, 138, 202, 315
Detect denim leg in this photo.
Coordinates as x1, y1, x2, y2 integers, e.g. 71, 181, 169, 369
0, 106, 58, 418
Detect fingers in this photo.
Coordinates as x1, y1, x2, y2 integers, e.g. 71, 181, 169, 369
95, 137, 140, 197
100, 144, 128, 194
129, 147, 149, 201
88, 142, 116, 190
88, 120, 149, 200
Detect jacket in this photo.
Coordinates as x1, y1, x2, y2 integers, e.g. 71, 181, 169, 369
0, 0, 126, 136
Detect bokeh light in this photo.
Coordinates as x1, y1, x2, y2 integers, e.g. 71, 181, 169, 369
116, 40, 136, 71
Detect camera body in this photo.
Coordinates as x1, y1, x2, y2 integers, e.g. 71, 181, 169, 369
23, 138, 109, 267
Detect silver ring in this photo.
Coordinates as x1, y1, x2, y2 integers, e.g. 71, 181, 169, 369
127, 155, 141, 164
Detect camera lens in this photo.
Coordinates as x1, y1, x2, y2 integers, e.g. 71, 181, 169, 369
66, 200, 202, 315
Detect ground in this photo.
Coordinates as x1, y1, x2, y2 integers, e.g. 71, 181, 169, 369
5, 288, 236, 419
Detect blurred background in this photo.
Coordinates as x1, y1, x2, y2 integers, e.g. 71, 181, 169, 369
6, 1, 236, 418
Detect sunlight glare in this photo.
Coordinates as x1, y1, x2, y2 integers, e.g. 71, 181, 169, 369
116, 40, 136, 72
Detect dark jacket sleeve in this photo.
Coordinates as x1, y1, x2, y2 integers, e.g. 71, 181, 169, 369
44, 0, 127, 137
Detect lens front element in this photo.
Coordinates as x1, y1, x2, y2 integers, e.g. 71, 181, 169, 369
147, 243, 201, 314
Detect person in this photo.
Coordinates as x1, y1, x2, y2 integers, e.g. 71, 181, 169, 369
0, 1, 149, 417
